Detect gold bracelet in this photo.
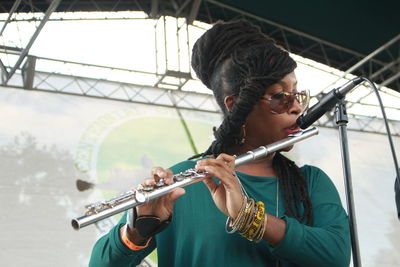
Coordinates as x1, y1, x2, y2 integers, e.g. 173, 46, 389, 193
231, 196, 248, 227
226, 195, 247, 233
231, 197, 251, 230
239, 199, 257, 234
249, 202, 265, 242
241, 201, 266, 242
242, 201, 263, 239
253, 213, 267, 242
226, 197, 267, 243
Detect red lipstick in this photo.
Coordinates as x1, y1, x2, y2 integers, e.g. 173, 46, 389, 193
284, 124, 302, 135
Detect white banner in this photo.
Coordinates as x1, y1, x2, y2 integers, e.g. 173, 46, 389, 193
0, 86, 399, 266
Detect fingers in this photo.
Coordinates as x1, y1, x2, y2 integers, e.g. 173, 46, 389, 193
195, 153, 235, 172
150, 167, 174, 185
139, 167, 174, 192
151, 167, 173, 179
202, 177, 218, 195
216, 153, 236, 169
137, 168, 183, 220
195, 153, 238, 191
166, 187, 186, 203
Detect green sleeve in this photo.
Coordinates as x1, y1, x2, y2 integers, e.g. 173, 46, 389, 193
271, 166, 351, 267
169, 159, 196, 173
271, 205, 350, 267
88, 160, 193, 266
88, 213, 156, 267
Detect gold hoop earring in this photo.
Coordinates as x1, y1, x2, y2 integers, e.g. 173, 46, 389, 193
239, 125, 246, 145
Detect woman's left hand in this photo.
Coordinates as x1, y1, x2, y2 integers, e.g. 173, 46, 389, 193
195, 153, 244, 219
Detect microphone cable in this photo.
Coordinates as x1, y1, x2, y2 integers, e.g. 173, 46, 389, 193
361, 77, 400, 219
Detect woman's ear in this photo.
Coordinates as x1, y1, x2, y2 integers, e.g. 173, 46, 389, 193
224, 95, 236, 112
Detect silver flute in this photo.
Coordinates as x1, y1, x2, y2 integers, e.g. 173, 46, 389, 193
71, 127, 318, 230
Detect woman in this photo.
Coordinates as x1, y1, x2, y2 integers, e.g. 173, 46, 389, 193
89, 19, 350, 267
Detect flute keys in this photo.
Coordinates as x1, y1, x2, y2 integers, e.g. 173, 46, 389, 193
84, 204, 97, 215
155, 178, 166, 187
135, 191, 147, 203
174, 169, 193, 182
174, 175, 184, 182
138, 183, 154, 192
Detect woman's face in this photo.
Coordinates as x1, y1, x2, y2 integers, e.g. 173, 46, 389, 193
244, 71, 303, 151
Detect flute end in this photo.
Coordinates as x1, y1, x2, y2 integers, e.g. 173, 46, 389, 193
71, 219, 80, 230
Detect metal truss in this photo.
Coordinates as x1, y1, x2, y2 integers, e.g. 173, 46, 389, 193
1, 53, 399, 136
0, 0, 61, 85
317, 34, 400, 109
3, 64, 219, 113
0, 2, 398, 136
313, 112, 400, 137
1, 0, 398, 93
0, 0, 204, 21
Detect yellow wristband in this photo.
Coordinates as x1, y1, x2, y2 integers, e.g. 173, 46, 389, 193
242, 201, 265, 240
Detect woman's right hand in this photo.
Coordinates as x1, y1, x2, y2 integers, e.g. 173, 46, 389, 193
136, 167, 186, 221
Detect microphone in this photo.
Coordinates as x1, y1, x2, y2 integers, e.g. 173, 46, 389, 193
296, 77, 364, 129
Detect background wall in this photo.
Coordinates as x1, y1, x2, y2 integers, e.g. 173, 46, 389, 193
0, 86, 399, 266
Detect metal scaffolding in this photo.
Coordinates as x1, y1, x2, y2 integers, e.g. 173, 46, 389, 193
0, 0, 398, 92
0, 1, 399, 136
2, 54, 399, 136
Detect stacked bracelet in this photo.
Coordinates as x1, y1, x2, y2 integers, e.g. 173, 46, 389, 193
225, 197, 267, 243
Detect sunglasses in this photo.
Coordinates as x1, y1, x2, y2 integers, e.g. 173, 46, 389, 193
260, 90, 310, 114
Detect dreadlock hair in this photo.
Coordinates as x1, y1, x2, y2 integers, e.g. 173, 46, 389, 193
190, 19, 313, 225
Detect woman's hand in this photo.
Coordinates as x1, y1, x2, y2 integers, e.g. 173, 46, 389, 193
195, 154, 244, 219
136, 167, 185, 221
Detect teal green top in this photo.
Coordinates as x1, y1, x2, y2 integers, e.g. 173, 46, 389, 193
89, 160, 351, 267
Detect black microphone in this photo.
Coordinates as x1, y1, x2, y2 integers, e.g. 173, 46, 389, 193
296, 77, 364, 129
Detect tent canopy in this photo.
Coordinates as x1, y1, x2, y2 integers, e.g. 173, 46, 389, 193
0, 0, 399, 91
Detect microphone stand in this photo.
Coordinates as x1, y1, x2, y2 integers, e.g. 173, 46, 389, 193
335, 99, 361, 267
395, 176, 400, 219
